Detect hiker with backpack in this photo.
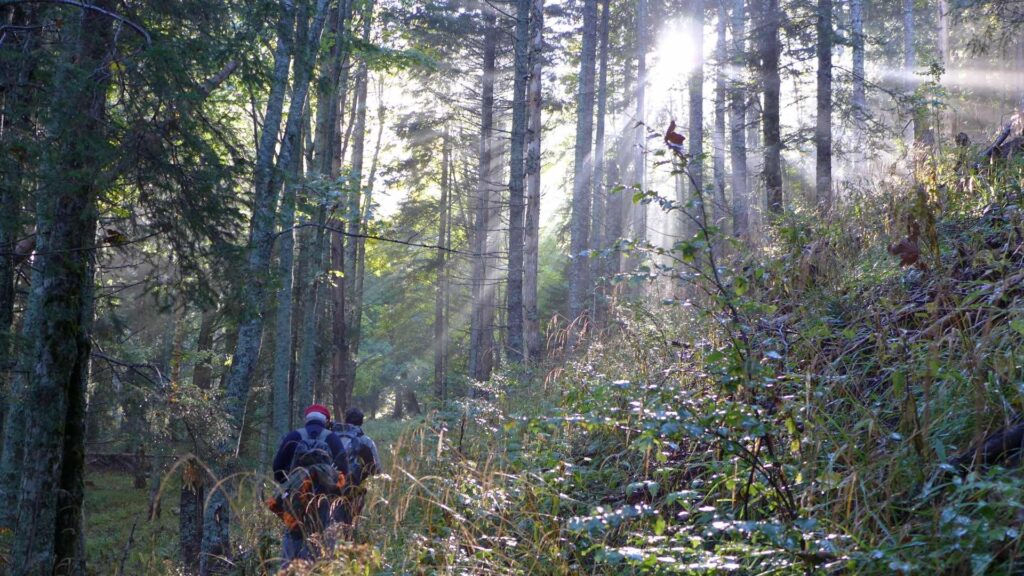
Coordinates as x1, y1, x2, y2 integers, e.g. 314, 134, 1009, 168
331, 408, 381, 531
269, 404, 351, 566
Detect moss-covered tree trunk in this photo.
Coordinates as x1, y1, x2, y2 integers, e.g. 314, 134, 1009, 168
11, 2, 115, 572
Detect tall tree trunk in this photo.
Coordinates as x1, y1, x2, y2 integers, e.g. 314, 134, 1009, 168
850, 0, 866, 132
469, 15, 498, 382
330, 227, 348, 421
591, 0, 610, 320
746, 92, 761, 220
270, 15, 319, 439
633, 0, 648, 244
936, 0, 949, 141
762, 0, 783, 215
688, 0, 705, 217
524, 0, 544, 361
816, 0, 833, 212
729, 0, 748, 238
0, 3, 39, 516
12, 2, 114, 571
340, 0, 373, 412
201, 1, 331, 571
713, 3, 728, 234
296, 0, 347, 423
179, 306, 215, 571
271, 121, 303, 442
506, 0, 530, 363
569, 0, 597, 341
0, 227, 42, 533
434, 134, 451, 401
902, 0, 915, 143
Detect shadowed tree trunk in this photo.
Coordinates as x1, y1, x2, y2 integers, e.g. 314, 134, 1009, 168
12, 3, 115, 572
816, 0, 833, 212
713, 3, 728, 234
270, 94, 315, 442
340, 0, 374, 413
0, 3, 41, 533
469, 14, 498, 382
633, 0, 648, 246
506, 0, 530, 363
591, 0, 610, 322
330, 227, 348, 422
295, 0, 351, 423
569, 0, 597, 344
903, 0, 915, 143
729, 0, 749, 238
524, 0, 544, 361
851, 0, 866, 133
762, 0, 782, 215
688, 0, 705, 224
434, 133, 451, 401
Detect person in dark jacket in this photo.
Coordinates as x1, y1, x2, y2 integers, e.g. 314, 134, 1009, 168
331, 407, 381, 534
272, 404, 350, 565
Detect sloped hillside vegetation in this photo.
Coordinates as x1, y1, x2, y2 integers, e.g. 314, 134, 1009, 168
354, 155, 1024, 575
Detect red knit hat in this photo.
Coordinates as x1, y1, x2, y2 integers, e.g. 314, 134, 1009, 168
304, 404, 331, 424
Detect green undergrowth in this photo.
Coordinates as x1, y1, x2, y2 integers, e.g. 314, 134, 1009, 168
84, 472, 178, 574
351, 156, 1024, 575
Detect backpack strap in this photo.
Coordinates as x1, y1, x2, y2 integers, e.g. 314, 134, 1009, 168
297, 427, 323, 442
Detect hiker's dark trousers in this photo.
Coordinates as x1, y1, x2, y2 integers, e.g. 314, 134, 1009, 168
282, 529, 310, 565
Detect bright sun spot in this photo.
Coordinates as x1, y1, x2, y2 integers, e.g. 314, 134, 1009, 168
647, 17, 701, 115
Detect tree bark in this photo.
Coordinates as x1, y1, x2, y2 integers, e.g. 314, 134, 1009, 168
815, 0, 833, 213
340, 0, 373, 413
270, 11, 319, 440
469, 14, 498, 382
506, 0, 530, 363
713, 2, 728, 234
296, 0, 348, 423
688, 0, 705, 219
633, 0, 648, 244
569, 0, 597, 343
434, 133, 451, 401
729, 0, 749, 238
0, 3, 40, 524
762, 0, 783, 215
524, 0, 544, 361
330, 224, 348, 422
902, 0, 915, 143
591, 0, 610, 321
12, 2, 114, 571
850, 0, 866, 132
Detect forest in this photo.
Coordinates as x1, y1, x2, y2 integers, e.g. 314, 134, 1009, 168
3, 0, 1024, 573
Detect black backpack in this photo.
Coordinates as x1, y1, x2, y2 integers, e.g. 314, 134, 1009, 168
337, 428, 367, 485
290, 427, 334, 470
